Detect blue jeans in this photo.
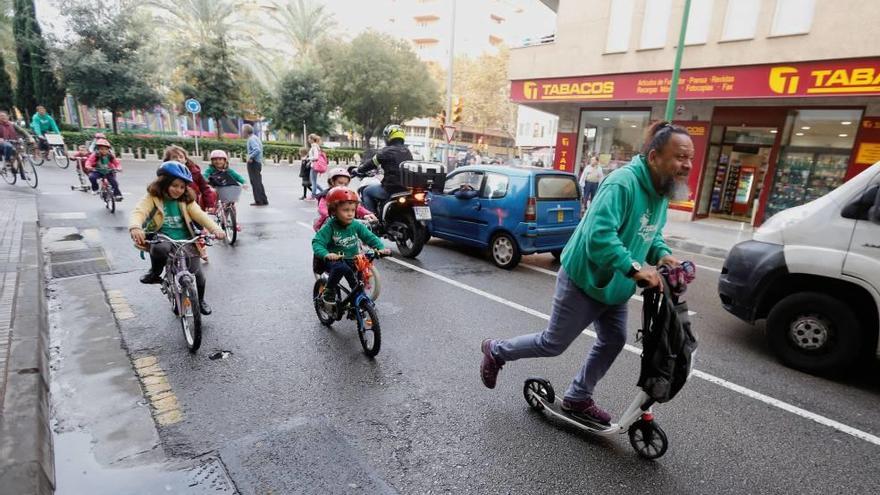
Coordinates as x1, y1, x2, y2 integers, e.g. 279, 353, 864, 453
310, 166, 325, 196
361, 184, 388, 215
492, 268, 628, 401
326, 260, 357, 293
0, 141, 14, 162
583, 181, 599, 204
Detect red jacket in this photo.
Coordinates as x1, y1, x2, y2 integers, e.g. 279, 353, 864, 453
185, 159, 214, 198
84, 153, 122, 172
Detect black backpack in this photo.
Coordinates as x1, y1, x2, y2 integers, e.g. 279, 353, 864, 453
208, 170, 238, 187
636, 283, 697, 403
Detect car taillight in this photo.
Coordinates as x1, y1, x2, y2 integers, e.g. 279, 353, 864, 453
525, 197, 536, 222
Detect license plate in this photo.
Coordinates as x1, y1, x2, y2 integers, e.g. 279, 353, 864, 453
414, 206, 432, 220
557, 210, 564, 223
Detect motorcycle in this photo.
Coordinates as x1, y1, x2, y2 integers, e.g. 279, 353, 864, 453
349, 168, 431, 259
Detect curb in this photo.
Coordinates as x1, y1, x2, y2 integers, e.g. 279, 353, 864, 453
0, 220, 54, 494
664, 237, 730, 260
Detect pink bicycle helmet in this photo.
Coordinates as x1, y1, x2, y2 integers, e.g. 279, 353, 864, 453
327, 167, 350, 185
210, 149, 228, 160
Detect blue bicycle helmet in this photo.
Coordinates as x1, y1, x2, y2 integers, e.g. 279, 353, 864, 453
157, 161, 193, 183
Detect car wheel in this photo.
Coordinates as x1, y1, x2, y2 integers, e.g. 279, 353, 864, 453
550, 249, 563, 261
766, 292, 862, 374
490, 232, 521, 269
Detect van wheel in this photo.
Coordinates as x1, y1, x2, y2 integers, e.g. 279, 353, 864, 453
490, 233, 521, 269
766, 292, 861, 374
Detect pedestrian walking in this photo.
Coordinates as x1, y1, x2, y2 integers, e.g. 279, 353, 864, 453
580, 155, 604, 208
307, 134, 327, 199
243, 124, 268, 206
299, 148, 312, 200
479, 121, 694, 424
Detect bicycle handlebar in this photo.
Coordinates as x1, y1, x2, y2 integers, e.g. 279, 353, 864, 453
146, 232, 214, 246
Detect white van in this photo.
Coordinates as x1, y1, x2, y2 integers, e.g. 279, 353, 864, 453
718, 162, 880, 373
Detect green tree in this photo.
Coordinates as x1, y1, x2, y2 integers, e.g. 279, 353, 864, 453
321, 31, 440, 147
1, 0, 13, 66
60, 0, 161, 134
0, 51, 12, 112
269, 68, 330, 136
178, 37, 241, 139
13, 0, 64, 118
452, 48, 516, 135
268, 0, 336, 64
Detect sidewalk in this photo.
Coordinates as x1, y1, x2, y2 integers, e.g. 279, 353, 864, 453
663, 216, 754, 259
0, 189, 53, 494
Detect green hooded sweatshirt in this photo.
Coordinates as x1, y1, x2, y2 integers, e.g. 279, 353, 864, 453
560, 154, 672, 305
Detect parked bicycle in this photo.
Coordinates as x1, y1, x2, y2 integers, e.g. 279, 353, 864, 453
146, 232, 213, 352
213, 185, 241, 245
0, 139, 38, 188
313, 251, 388, 357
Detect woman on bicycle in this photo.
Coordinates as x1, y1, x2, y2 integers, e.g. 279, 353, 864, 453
312, 187, 389, 305
312, 168, 377, 231
84, 138, 123, 201
128, 161, 226, 315
162, 145, 217, 212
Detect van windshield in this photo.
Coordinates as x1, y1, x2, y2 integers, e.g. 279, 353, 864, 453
537, 175, 579, 200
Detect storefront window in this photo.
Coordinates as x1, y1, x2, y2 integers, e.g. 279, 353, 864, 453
575, 110, 650, 178
764, 109, 862, 220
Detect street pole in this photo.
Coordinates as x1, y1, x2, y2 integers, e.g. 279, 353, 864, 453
191, 112, 200, 157
442, 0, 457, 167
665, 0, 692, 121
303, 121, 307, 146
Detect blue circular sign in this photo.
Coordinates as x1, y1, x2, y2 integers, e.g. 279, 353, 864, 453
185, 98, 201, 113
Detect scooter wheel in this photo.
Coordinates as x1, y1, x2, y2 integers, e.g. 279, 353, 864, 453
523, 378, 555, 411
628, 419, 668, 460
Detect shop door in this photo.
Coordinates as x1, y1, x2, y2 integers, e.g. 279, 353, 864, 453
695, 126, 777, 222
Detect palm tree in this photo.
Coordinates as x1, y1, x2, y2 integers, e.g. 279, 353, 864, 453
142, 0, 278, 86
267, 0, 336, 63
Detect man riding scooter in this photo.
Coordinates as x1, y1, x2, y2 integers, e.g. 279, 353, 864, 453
479, 121, 695, 425
357, 124, 413, 214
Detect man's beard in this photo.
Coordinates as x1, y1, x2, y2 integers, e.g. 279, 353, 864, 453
658, 175, 690, 201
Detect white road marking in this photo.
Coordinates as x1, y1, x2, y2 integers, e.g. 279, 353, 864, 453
296, 221, 313, 230
520, 263, 697, 316
386, 255, 880, 448
43, 212, 87, 219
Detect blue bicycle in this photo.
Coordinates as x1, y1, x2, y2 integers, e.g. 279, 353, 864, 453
313, 251, 388, 357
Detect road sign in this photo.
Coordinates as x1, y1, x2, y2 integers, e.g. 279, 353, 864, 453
185, 98, 201, 114
443, 125, 456, 143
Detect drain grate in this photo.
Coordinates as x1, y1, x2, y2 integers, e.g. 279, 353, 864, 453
50, 248, 111, 279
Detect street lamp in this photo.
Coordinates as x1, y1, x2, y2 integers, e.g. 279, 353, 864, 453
665, 0, 692, 121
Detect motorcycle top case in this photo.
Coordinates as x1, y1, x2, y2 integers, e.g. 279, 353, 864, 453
400, 161, 446, 192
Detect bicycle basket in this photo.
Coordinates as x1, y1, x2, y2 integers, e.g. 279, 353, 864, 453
216, 185, 242, 203
354, 254, 372, 283
45, 133, 64, 146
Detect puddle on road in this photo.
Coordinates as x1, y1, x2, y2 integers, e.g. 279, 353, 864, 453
54, 430, 237, 495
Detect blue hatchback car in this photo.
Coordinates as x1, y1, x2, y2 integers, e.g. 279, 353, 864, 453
429, 165, 581, 269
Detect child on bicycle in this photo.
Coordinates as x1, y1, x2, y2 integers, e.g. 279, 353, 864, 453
312, 168, 377, 231
312, 187, 389, 305
84, 137, 123, 201
203, 149, 247, 213
128, 161, 226, 315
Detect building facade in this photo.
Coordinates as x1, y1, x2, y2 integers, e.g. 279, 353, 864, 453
510, 0, 880, 225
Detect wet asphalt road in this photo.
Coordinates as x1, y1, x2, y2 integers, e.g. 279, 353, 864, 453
32, 158, 880, 494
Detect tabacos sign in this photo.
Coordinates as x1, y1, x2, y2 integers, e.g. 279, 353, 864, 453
769, 65, 880, 95
511, 57, 880, 102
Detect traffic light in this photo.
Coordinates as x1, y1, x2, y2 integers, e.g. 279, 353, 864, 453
452, 97, 463, 123
437, 109, 446, 126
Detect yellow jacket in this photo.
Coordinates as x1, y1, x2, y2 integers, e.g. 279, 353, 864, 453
128, 194, 220, 237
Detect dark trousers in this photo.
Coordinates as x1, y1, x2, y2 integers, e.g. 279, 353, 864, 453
247, 161, 268, 204
326, 260, 357, 293
89, 171, 121, 195
0, 141, 13, 162
149, 242, 206, 301
583, 181, 599, 204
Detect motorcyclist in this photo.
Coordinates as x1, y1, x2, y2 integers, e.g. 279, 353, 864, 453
357, 124, 413, 214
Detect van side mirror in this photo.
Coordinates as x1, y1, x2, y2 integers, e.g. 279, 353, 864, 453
870, 186, 880, 224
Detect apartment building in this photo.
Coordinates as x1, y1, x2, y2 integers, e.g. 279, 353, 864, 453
510, 0, 880, 225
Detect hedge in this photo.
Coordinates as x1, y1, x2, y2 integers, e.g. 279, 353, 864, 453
59, 131, 361, 164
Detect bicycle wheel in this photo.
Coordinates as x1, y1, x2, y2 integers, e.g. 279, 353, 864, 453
179, 279, 202, 352
1, 162, 16, 185
356, 299, 381, 357
104, 189, 116, 213
54, 148, 70, 169
364, 265, 381, 302
225, 206, 237, 245
22, 157, 38, 188
313, 278, 335, 326
31, 149, 44, 166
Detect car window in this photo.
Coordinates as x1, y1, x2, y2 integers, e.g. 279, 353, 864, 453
536, 175, 579, 200
443, 171, 484, 194
481, 173, 509, 199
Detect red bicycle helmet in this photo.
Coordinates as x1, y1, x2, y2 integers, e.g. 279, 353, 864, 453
326, 186, 359, 207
